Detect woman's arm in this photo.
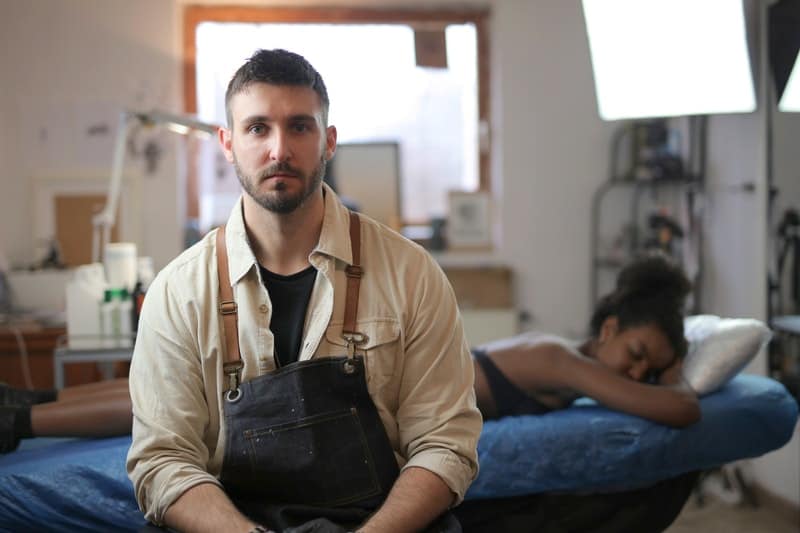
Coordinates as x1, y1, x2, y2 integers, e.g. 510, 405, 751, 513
555, 348, 700, 427
479, 341, 701, 427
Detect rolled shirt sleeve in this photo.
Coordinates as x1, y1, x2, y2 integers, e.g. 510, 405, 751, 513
396, 252, 482, 504
126, 256, 222, 524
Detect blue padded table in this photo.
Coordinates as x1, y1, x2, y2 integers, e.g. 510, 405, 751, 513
467, 374, 798, 499
0, 374, 797, 532
0, 436, 145, 532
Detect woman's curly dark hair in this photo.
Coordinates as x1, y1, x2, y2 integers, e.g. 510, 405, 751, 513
590, 253, 692, 358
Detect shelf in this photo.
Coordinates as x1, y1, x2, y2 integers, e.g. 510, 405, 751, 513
591, 175, 704, 305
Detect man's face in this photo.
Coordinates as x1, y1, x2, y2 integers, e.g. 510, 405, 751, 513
219, 82, 337, 214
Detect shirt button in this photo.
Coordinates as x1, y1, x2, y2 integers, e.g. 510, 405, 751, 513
259, 304, 268, 313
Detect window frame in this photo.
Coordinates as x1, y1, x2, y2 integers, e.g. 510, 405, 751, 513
182, 5, 491, 222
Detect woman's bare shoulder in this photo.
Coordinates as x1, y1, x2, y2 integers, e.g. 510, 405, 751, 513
480, 333, 586, 389
476, 331, 580, 354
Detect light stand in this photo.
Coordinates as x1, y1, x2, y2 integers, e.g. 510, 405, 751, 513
91, 110, 219, 263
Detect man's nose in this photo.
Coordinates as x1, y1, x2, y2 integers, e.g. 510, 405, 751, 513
268, 130, 291, 161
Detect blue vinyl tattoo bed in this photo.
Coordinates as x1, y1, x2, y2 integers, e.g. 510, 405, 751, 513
0, 374, 796, 532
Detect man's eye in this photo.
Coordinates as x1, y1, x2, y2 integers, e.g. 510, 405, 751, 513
291, 123, 309, 133
248, 124, 266, 135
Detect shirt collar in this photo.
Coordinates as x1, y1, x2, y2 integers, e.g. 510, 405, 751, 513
313, 182, 355, 266
223, 183, 356, 285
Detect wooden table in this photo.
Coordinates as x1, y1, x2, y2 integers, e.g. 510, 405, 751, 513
0, 325, 107, 389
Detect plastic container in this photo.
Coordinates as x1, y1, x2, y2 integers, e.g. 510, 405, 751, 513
104, 242, 137, 291
65, 263, 107, 350
100, 288, 133, 348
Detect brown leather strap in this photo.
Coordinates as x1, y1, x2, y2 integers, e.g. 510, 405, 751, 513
216, 211, 364, 381
342, 211, 363, 340
216, 226, 243, 388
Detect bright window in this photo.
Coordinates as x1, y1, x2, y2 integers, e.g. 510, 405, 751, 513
194, 21, 480, 229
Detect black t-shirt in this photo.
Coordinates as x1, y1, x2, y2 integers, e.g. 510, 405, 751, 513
259, 264, 317, 368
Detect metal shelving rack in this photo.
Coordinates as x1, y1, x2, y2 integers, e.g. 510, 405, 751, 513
590, 118, 707, 311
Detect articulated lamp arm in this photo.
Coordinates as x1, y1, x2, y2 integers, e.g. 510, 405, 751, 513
92, 111, 134, 264
90, 110, 220, 263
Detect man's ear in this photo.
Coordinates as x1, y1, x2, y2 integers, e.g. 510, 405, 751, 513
599, 316, 619, 343
325, 125, 337, 161
219, 126, 235, 163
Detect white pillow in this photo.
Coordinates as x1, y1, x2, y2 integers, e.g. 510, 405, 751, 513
682, 315, 772, 396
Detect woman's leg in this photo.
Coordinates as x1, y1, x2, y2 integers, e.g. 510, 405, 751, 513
1, 378, 130, 406
31, 385, 133, 437
56, 377, 130, 402
1, 379, 133, 451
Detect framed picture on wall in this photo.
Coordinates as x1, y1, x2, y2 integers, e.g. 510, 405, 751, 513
447, 190, 492, 250
331, 142, 401, 230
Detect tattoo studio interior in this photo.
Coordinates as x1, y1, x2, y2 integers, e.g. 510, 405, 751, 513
1, 1, 799, 532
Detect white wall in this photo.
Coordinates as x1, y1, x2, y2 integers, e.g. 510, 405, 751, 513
702, 112, 767, 320
0, 0, 183, 270
490, 0, 614, 336
0, 19, 24, 268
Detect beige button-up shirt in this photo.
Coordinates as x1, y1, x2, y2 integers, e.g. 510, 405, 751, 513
127, 186, 482, 523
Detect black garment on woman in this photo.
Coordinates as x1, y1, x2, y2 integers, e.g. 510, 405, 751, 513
471, 349, 552, 417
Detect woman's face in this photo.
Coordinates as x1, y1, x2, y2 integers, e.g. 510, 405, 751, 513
595, 317, 676, 382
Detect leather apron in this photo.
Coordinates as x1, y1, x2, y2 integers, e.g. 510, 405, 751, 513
215, 213, 400, 531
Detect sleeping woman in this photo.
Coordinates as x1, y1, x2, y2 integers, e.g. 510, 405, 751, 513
0, 254, 699, 453
472, 254, 700, 428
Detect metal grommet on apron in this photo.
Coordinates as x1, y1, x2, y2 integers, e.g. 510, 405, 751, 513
213, 212, 403, 532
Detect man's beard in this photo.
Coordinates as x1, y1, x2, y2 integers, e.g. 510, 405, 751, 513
234, 155, 326, 215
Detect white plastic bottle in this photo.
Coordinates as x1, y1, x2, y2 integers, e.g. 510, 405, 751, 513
65, 263, 107, 350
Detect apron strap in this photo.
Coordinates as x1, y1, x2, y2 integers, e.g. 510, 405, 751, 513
342, 212, 367, 355
216, 225, 244, 391
215, 211, 366, 389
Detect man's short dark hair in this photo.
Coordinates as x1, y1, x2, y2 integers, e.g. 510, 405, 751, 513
225, 49, 330, 127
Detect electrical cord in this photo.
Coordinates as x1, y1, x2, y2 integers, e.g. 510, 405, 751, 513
7, 324, 34, 390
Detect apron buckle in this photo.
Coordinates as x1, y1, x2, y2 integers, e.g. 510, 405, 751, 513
223, 360, 244, 395
342, 332, 369, 358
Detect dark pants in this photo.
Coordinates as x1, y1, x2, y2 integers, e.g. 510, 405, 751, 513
141, 471, 696, 533
454, 471, 700, 533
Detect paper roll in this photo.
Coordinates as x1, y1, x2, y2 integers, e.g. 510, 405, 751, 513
104, 242, 137, 290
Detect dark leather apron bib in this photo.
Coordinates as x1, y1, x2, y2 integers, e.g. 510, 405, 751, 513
214, 213, 399, 531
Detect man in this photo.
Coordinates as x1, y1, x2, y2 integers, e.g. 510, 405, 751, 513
127, 49, 482, 533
